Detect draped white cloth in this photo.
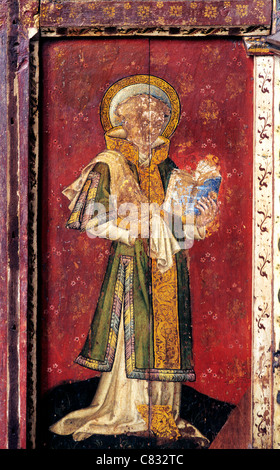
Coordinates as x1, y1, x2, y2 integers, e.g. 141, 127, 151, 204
50, 311, 182, 440
63, 150, 182, 273
63, 149, 204, 274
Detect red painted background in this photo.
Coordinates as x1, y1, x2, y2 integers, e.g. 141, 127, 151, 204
40, 37, 253, 405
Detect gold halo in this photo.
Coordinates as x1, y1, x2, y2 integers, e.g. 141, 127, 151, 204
100, 75, 181, 139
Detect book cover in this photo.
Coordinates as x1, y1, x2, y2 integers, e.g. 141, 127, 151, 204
163, 158, 222, 216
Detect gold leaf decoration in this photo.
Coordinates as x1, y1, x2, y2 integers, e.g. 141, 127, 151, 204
198, 99, 219, 124
137, 405, 181, 440
226, 73, 246, 99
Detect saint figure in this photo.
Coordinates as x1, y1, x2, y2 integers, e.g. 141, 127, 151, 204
50, 75, 219, 446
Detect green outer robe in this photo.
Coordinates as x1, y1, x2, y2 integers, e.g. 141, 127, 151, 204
68, 157, 196, 382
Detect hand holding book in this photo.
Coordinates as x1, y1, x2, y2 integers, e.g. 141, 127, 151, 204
163, 156, 221, 229
195, 196, 219, 227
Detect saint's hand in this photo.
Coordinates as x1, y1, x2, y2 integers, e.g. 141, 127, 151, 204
195, 196, 219, 227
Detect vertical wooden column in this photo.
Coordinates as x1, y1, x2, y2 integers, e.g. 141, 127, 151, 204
0, 0, 39, 449
0, 1, 9, 450
273, 55, 280, 449
271, 4, 280, 449
252, 55, 274, 449
6, 0, 21, 449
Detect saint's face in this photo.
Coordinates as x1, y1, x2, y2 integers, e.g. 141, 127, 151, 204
122, 109, 166, 151
116, 94, 170, 153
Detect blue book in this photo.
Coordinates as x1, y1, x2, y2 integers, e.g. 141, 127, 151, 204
191, 176, 221, 215
163, 160, 222, 217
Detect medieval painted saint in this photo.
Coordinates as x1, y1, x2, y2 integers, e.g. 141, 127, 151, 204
49, 75, 220, 446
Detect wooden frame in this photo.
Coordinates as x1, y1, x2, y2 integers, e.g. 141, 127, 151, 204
1, 0, 280, 449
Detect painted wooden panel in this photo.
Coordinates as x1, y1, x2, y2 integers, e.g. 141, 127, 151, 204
0, 0, 279, 452
39, 38, 253, 438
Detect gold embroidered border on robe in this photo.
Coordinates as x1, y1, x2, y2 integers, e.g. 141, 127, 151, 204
106, 130, 181, 370
138, 163, 181, 370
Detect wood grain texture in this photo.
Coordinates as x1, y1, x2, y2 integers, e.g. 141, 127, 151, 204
40, 0, 272, 30
209, 387, 251, 449
0, 0, 277, 451
0, 22, 9, 451
0, 0, 39, 449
